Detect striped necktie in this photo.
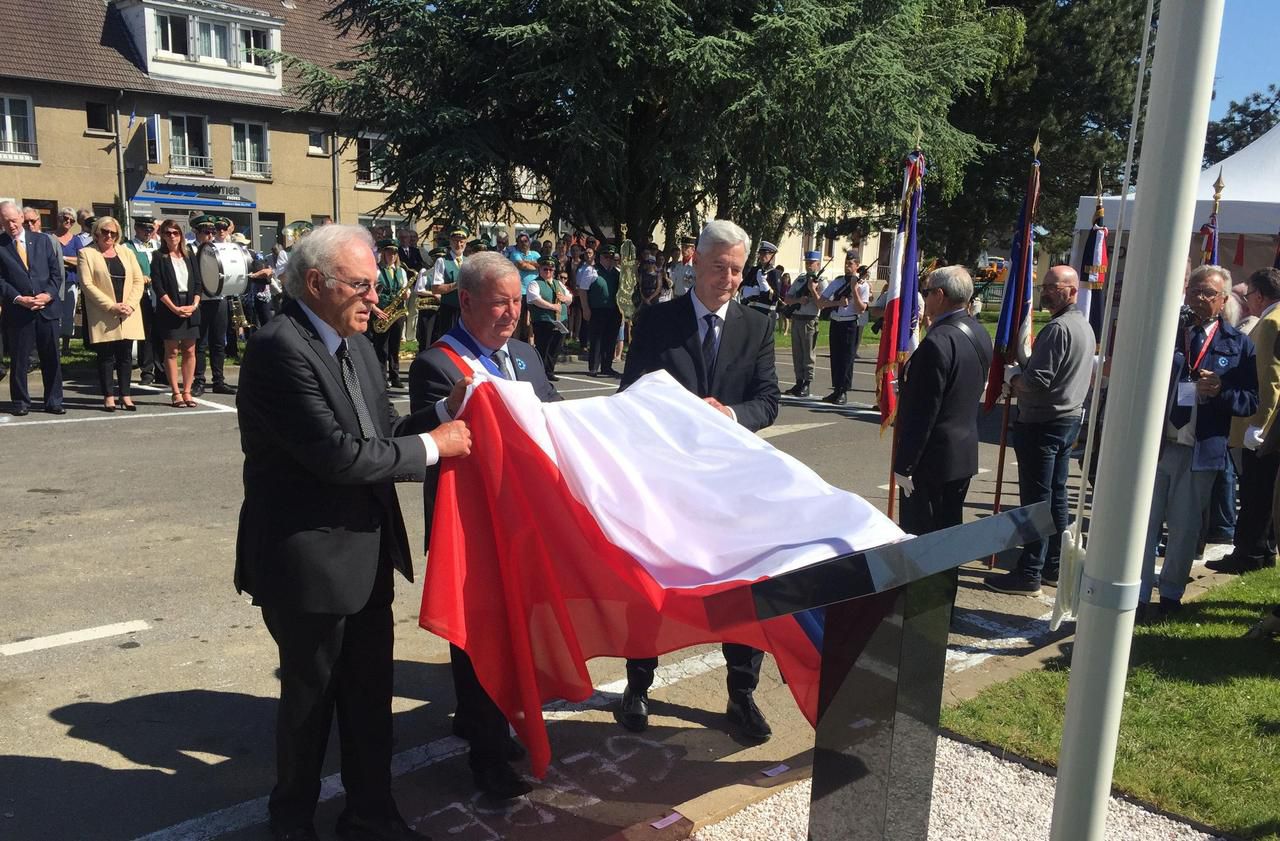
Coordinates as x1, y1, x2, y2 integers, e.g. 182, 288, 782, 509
336, 339, 376, 438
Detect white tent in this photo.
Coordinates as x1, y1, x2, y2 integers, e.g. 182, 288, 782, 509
1073, 122, 1280, 273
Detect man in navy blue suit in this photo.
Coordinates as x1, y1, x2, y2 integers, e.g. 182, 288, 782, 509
0, 201, 64, 415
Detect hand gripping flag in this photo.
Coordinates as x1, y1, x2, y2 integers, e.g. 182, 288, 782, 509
984, 154, 1040, 410
420, 371, 904, 776
876, 151, 926, 428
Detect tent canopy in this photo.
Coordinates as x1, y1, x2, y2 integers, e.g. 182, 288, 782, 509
1075, 122, 1280, 235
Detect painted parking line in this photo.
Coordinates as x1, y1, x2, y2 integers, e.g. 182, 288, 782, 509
758, 422, 838, 440
133, 649, 727, 841
1, 620, 151, 656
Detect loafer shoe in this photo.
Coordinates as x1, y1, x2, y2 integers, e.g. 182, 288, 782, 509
985, 571, 1042, 596
726, 695, 772, 742
618, 688, 649, 733
212, 382, 237, 395
472, 762, 532, 800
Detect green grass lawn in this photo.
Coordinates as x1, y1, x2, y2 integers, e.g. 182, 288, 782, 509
943, 569, 1280, 839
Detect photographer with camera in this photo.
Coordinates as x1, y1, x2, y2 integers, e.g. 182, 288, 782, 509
781, 250, 828, 398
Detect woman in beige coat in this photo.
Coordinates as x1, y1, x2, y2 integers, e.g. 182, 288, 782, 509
79, 216, 146, 411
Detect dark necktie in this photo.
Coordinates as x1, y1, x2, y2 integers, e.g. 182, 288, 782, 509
336, 339, 376, 438
702, 313, 719, 384
1170, 325, 1205, 429
491, 348, 510, 380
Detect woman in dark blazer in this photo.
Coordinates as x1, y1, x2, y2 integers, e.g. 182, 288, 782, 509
150, 220, 202, 407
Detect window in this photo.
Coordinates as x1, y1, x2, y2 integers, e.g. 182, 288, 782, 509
85, 102, 111, 133
306, 128, 328, 156
198, 20, 229, 61
232, 121, 270, 178
169, 114, 210, 172
144, 114, 161, 164
156, 13, 189, 55
355, 134, 385, 186
239, 27, 270, 67
0, 95, 36, 160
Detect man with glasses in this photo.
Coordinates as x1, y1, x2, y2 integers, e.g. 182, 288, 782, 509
893, 266, 992, 534
237, 223, 470, 841
123, 215, 162, 386
0, 201, 65, 414
987, 265, 1097, 597
190, 214, 235, 396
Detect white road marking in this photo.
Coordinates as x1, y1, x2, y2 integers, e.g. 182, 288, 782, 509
758, 422, 837, 440
1, 620, 151, 656
946, 609, 1055, 672
133, 650, 727, 841
0, 408, 231, 428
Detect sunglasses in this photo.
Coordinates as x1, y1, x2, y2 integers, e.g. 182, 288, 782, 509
162, 229, 183, 237
215, 224, 230, 231
100, 230, 120, 238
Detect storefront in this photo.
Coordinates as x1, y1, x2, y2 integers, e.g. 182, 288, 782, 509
130, 178, 259, 245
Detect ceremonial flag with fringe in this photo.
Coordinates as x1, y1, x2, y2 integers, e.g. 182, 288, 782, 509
876, 151, 925, 428
420, 370, 904, 777
984, 156, 1040, 411
1200, 211, 1219, 265
1075, 204, 1109, 341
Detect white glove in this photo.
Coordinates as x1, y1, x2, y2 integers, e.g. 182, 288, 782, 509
894, 473, 914, 497
1245, 425, 1265, 451
1001, 364, 1022, 399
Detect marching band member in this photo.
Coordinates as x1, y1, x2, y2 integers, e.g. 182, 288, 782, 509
369, 239, 409, 388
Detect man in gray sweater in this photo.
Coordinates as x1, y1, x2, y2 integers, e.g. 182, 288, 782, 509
988, 265, 1095, 596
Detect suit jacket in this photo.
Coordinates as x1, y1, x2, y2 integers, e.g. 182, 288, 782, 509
0, 229, 63, 324
78, 246, 147, 343
235, 299, 439, 614
1165, 316, 1258, 471
620, 294, 780, 432
150, 250, 203, 309
409, 335, 560, 546
893, 311, 994, 483
1234, 305, 1280, 449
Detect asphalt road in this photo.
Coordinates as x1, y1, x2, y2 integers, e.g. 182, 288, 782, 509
0, 340, 1065, 841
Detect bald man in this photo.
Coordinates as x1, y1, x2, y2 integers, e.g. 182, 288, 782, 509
988, 265, 1096, 596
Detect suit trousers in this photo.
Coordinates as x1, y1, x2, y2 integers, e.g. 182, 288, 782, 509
1233, 447, 1278, 561
828, 319, 857, 392
449, 644, 510, 771
532, 321, 564, 376
137, 292, 162, 379
626, 645, 764, 701
1141, 443, 1217, 603
194, 298, 228, 386
416, 308, 437, 351
260, 566, 397, 828
790, 316, 817, 385
94, 339, 133, 398
588, 307, 621, 374
899, 477, 971, 535
5, 315, 64, 410
59, 285, 77, 338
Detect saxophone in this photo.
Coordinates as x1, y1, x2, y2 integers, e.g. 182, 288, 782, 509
373, 271, 411, 334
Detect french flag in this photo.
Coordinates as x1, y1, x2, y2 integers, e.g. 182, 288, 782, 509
984, 155, 1040, 410
419, 371, 904, 776
876, 151, 926, 428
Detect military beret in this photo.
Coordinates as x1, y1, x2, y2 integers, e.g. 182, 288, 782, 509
757, 240, 778, 253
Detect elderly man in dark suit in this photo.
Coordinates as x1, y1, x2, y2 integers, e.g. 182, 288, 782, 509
236, 224, 472, 841
409, 250, 559, 800
893, 265, 993, 534
616, 218, 781, 741
0, 200, 65, 415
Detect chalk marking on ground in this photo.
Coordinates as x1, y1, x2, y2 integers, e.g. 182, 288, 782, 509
1, 620, 151, 656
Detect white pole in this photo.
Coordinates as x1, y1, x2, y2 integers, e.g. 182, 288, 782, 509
1049, 3, 1224, 840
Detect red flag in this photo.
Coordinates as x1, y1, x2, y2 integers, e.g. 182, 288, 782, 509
1233, 233, 1246, 266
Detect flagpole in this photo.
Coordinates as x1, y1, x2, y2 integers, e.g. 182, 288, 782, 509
1049, 3, 1224, 839
888, 425, 899, 520
986, 394, 1012, 568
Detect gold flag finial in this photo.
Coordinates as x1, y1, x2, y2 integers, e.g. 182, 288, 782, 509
1094, 170, 1104, 217
1213, 168, 1225, 215
1032, 131, 1041, 159
913, 122, 922, 152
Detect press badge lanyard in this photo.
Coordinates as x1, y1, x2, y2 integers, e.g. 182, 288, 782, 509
1183, 321, 1217, 378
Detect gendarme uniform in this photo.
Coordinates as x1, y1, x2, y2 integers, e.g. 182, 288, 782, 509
740, 240, 781, 318
669, 236, 697, 297
784, 251, 828, 398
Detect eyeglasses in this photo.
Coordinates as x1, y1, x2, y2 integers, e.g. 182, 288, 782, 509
1187, 286, 1224, 300
215, 224, 230, 231
100, 229, 120, 238
325, 275, 374, 295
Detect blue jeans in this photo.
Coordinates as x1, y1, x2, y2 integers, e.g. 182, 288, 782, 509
1013, 415, 1083, 580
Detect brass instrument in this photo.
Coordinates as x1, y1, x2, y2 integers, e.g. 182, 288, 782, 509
414, 269, 440, 311
372, 274, 412, 334
229, 294, 251, 330
617, 224, 638, 320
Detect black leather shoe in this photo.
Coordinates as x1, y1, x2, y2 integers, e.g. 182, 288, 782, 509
1206, 554, 1265, 574
44, 406, 66, 415
794, 383, 810, 398
451, 719, 527, 761
618, 687, 649, 732
269, 823, 319, 841
726, 695, 772, 742
336, 813, 430, 841
12, 406, 28, 416
472, 762, 533, 800
212, 382, 237, 395
389, 376, 403, 389
191, 383, 206, 397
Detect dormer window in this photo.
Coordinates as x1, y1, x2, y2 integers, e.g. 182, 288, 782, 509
197, 20, 229, 62
239, 27, 270, 67
122, 0, 283, 92
156, 13, 188, 55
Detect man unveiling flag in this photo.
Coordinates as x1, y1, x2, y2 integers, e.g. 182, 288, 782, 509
984, 151, 1041, 410
420, 371, 904, 776
876, 151, 926, 427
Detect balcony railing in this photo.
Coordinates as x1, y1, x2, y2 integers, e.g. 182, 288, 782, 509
0, 138, 39, 160
232, 158, 272, 178
170, 152, 213, 173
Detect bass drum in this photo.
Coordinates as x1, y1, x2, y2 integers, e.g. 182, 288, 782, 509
197, 241, 250, 298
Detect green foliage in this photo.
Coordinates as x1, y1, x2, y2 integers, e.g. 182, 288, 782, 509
280, 0, 1021, 245
922, 0, 1152, 264
1205, 84, 1279, 166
